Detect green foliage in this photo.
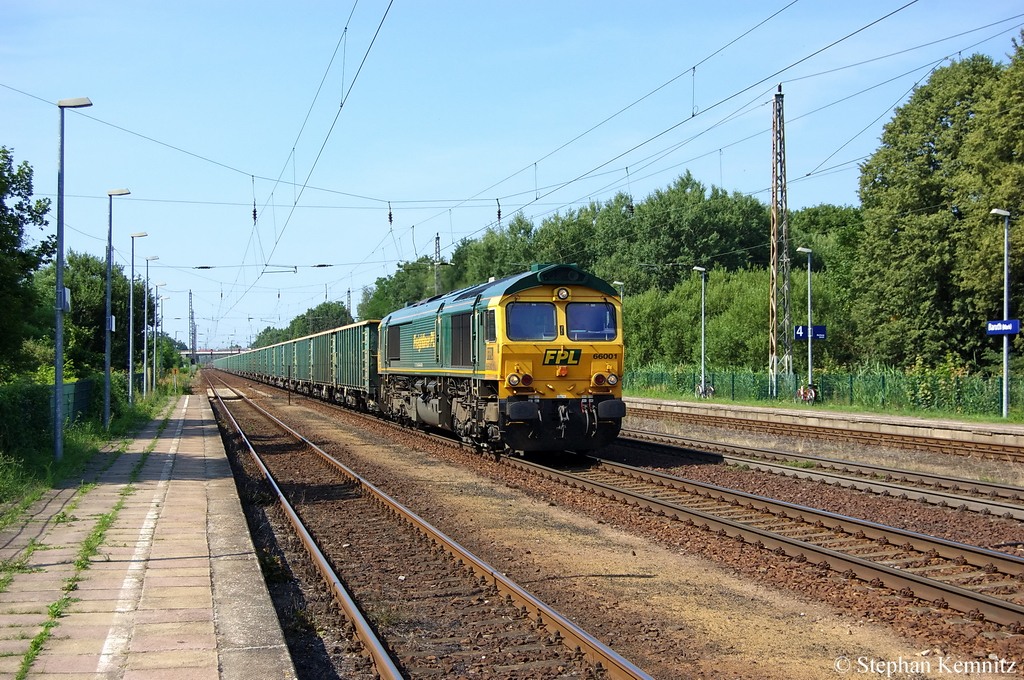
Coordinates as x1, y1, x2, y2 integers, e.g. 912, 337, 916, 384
358, 257, 440, 321
254, 300, 356, 348
0, 382, 50, 463
620, 265, 854, 373
30, 251, 150, 380
853, 52, 1011, 371
0, 148, 54, 381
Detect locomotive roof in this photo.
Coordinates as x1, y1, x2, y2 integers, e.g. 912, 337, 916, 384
383, 264, 618, 324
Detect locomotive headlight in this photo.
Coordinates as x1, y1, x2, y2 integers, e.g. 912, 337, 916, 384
507, 373, 521, 386
606, 373, 619, 386
555, 287, 570, 300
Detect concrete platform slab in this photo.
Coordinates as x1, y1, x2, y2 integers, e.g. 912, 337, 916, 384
0, 394, 296, 678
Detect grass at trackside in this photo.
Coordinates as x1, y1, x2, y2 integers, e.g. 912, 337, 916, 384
623, 388, 1024, 425
10, 411, 171, 680
0, 394, 173, 536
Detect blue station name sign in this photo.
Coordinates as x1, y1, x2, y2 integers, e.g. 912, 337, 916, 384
986, 319, 1020, 335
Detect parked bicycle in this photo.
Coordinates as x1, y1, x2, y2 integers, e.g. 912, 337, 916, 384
796, 384, 817, 404
695, 383, 715, 399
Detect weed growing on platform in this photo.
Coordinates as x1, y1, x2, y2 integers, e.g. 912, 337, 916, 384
15, 593, 75, 680
10, 401, 174, 677
0, 539, 41, 594
0, 398, 161, 535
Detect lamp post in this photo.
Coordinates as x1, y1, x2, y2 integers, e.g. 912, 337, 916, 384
612, 280, 625, 298
796, 247, 813, 390
128, 232, 147, 404
143, 261, 158, 397
152, 282, 166, 393
692, 266, 707, 395
158, 296, 170, 386
55, 96, 92, 462
104, 189, 130, 430
991, 209, 1012, 418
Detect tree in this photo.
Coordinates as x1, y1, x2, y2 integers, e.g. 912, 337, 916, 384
953, 35, 1024, 371
287, 301, 354, 338
358, 258, 435, 320
31, 251, 151, 379
0, 147, 54, 380
253, 300, 355, 348
852, 54, 1003, 369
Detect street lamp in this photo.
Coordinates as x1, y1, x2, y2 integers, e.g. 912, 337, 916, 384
103, 188, 130, 430
152, 282, 166, 394
55, 96, 92, 462
693, 266, 707, 396
612, 280, 625, 298
128, 232, 147, 404
144, 260, 160, 397
797, 247, 813, 390
143, 260, 158, 396
158, 296, 170, 385
991, 208, 1012, 418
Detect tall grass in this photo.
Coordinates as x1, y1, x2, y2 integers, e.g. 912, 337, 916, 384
0, 373, 163, 527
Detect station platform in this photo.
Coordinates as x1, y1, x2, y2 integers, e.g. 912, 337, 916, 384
626, 396, 1024, 448
0, 394, 296, 679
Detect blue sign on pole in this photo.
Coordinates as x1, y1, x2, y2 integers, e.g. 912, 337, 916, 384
987, 319, 1020, 335
795, 325, 827, 340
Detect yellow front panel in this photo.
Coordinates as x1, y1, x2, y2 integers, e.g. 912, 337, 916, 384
493, 284, 622, 400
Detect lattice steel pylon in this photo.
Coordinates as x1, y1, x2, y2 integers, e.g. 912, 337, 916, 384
434, 233, 442, 296
768, 85, 793, 397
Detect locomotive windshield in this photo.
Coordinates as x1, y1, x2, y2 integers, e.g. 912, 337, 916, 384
566, 302, 617, 341
506, 302, 557, 341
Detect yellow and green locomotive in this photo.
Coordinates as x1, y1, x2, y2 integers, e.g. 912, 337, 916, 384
214, 263, 625, 453
380, 263, 625, 452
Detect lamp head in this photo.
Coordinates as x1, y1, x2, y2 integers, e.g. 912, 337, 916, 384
796, 247, 812, 254
107, 188, 130, 197
57, 97, 92, 109
130, 232, 148, 239
992, 209, 1011, 217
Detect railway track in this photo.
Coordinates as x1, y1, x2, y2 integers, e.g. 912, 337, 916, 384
627, 402, 1024, 462
207, 376, 655, 680
507, 455, 1024, 630
621, 428, 1024, 520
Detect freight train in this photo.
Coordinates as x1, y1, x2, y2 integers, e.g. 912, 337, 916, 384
213, 263, 625, 453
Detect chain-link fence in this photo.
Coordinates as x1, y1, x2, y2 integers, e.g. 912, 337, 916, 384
624, 368, 1018, 417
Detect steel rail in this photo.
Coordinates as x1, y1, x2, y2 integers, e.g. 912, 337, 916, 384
210, 376, 655, 680
505, 456, 1024, 629
206, 382, 404, 680
621, 429, 1024, 520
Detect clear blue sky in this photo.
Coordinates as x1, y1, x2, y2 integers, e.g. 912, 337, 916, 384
2, 1, 1022, 348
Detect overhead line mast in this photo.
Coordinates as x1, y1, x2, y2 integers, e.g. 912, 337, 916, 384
769, 84, 793, 397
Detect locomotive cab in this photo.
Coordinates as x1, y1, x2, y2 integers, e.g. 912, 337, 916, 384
377, 263, 625, 454
497, 279, 625, 452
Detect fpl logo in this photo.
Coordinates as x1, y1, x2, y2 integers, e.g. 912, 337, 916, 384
542, 349, 581, 365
